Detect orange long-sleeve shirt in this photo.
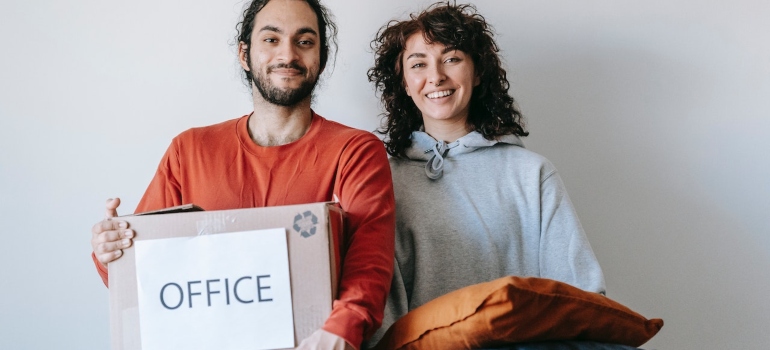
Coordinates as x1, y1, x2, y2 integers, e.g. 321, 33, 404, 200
92, 112, 395, 348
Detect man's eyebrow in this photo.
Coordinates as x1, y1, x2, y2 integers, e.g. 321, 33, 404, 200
259, 25, 282, 34
296, 27, 318, 36
258, 26, 317, 37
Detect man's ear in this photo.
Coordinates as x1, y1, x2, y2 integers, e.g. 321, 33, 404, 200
238, 41, 250, 71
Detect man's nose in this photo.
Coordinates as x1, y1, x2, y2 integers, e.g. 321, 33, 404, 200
276, 41, 300, 63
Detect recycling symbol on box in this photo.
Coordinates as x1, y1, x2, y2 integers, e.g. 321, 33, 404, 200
293, 210, 318, 238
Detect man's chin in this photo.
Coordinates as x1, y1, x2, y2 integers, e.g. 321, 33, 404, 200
258, 87, 313, 107
253, 73, 318, 107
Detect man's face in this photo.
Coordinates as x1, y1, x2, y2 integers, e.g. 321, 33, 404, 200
240, 0, 322, 106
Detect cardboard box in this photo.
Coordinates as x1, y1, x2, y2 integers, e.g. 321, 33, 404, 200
108, 202, 344, 350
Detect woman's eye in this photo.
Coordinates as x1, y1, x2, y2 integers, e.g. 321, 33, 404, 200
411, 63, 425, 68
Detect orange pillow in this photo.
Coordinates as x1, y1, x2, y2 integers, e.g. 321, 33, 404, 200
372, 276, 663, 350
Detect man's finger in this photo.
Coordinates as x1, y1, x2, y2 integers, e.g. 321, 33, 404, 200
95, 249, 123, 265
95, 238, 133, 255
92, 220, 128, 235
94, 229, 134, 243
105, 197, 121, 218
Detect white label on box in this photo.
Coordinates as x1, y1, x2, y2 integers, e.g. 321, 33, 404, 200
135, 228, 295, 350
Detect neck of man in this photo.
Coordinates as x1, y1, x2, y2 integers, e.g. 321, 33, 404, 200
423, 118, 472, 143
248, 94, 313, 147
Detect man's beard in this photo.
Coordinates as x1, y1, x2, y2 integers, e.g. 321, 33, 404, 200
252, 62, 319, 107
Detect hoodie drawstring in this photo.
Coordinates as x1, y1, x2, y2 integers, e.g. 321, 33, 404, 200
425, 141, 448, 180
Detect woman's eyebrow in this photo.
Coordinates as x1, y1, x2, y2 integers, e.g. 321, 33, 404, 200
405, 52, 426, 60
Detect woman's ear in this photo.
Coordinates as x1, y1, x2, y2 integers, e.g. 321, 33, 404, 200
403, 78, 411, 96
238, 41, 250, 71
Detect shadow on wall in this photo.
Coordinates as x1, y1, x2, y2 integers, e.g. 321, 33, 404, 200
507, 43, 770, 349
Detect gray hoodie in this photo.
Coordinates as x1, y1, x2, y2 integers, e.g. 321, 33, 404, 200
366, 130, 606, 347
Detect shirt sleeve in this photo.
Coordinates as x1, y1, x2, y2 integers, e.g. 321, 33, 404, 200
363, 258, 408, 349
134, 138, 184, 213
92, 139, 183, 287
322, 136, 396, 349
538, 167, 606, 294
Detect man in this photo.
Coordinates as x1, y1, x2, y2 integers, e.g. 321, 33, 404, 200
89, 1, 395, 349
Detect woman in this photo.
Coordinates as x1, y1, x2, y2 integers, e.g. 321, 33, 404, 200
366, 2, 606, 346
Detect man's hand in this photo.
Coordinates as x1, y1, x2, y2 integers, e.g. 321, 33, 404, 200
91, 198, 133, 267
296, 329, 355, 350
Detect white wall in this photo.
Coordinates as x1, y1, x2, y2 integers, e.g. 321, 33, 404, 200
1, 0, 768, 349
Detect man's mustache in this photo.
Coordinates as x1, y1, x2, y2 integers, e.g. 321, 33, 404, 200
267, 62, 307, 75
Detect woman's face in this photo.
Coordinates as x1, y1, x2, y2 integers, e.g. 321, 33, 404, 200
402, 33, 480, 128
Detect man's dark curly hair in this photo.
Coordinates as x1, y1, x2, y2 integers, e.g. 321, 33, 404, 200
235, 0, 338, 87
368, 2, 528, 158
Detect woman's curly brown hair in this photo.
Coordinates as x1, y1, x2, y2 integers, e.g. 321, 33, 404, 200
368, 2, 528, 158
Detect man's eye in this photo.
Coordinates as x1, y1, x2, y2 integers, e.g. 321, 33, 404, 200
298, 40, 314, 46
264, 38, 277, 43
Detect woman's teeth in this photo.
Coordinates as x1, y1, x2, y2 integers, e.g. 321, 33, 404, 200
427, 90, 454, 99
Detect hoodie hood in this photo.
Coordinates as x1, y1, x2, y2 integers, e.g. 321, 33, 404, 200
404, 130, 524, 180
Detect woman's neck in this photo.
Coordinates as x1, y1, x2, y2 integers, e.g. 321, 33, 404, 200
423, 119, 472, 143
